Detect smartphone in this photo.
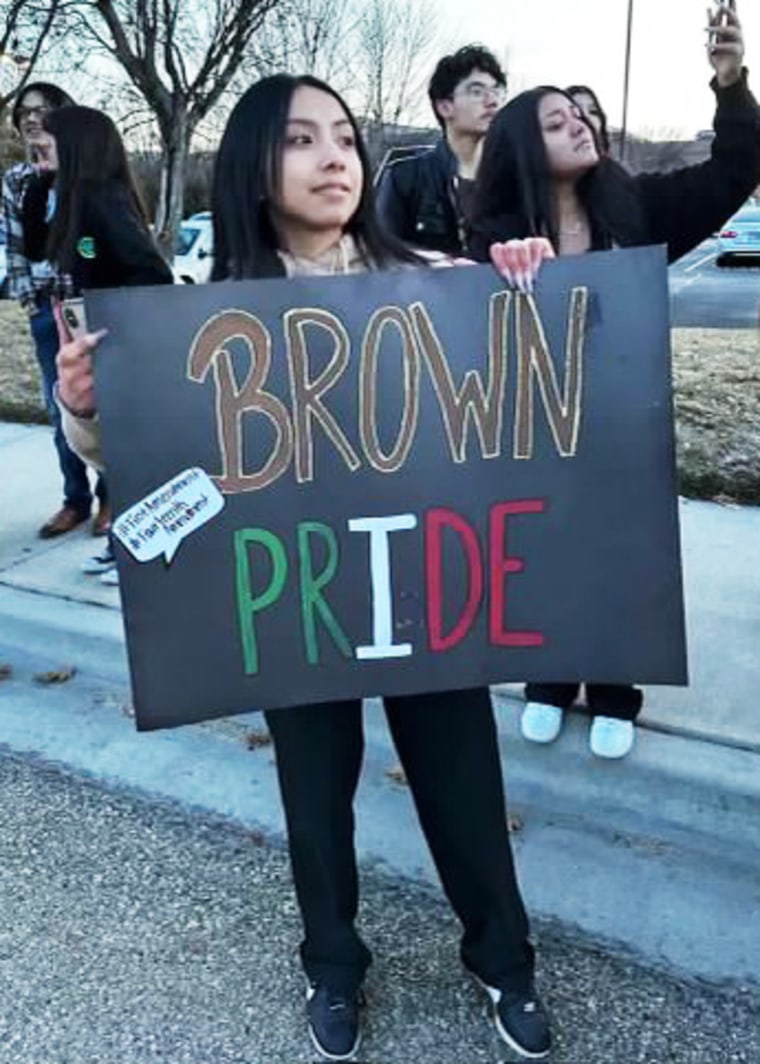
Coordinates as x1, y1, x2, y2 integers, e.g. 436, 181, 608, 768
61, 297, 88, 340
719, 0, 736, 28
29, 135, 56, 173
710, 0, 735, 48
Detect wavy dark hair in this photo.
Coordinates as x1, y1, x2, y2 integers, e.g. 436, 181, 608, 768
11, 81, 73, 132
43, 106, 149, 273
211, 73, 423, 280
428, 45, 507, 128
468, 86, 645, 260
567, 84, 610, 154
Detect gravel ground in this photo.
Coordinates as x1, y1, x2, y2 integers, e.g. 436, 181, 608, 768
0, 749, 757, 1064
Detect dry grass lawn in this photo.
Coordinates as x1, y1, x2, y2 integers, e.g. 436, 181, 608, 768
1, 301, 758, 503
0, 301, 46, 423
673, 328, 760, 503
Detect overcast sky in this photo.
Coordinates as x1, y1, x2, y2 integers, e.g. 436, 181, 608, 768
437, 0, 760, 136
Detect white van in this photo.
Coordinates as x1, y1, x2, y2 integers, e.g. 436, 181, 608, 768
172, 214, 213, 284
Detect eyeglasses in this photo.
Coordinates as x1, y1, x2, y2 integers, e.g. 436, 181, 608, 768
17, 104, 49, 121
456, 82, 506, 104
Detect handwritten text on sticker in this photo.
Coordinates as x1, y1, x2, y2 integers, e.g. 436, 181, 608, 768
113, 468, 225, 564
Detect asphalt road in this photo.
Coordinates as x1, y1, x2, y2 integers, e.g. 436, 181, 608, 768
669, 238, 760, 327
1, 748, 758, 1064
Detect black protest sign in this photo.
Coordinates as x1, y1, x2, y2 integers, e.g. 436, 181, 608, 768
86, 246, 687, 731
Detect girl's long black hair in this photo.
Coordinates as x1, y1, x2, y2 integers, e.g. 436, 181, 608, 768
468, 86, 646, 261
43, 106, 149, 273
211, 73, 423, 281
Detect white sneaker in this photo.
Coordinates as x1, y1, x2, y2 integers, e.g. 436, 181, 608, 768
589, 716, 635, 759
521, 702, 564, 744
100, 566, 120, 587
82, 547, 116, 574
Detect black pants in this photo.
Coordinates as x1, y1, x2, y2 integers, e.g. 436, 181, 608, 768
265, 687, 533, 993
525, 682, 642, 722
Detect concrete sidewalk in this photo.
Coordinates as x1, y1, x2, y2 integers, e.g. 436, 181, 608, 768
3, 421, 759, 750
2, 421, 760, 992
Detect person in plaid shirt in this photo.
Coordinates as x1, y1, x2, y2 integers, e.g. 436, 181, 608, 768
1, 81, 109, 538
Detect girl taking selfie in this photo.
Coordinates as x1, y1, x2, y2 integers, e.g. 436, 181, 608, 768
469, 1, 760, 759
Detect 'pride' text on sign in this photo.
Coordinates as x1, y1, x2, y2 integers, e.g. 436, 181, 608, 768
88, 247, 686, 730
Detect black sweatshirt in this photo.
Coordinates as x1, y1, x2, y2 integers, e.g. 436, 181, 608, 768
469, 71, 760, 266
22, 176, 172, 291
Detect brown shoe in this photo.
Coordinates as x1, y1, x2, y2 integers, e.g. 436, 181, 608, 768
38, 505, 89, 539
92, 502, 112, 537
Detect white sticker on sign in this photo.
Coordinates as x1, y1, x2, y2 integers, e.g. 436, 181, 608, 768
112, 467, 225, 565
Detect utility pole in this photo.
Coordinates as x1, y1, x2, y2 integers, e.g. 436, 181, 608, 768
620, 0, 634, 160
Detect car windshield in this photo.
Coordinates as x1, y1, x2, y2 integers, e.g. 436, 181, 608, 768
731, 208, 760, 225
176, 225, 200, 256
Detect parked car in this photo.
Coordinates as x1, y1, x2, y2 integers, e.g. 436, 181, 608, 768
172, 215, 213, 283
716, 205, 760, 265
373, 142, 435, 186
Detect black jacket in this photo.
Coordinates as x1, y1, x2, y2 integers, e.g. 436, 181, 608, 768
469, 72, 760, 266
23, 177, 172, 291
376, 138, 465, 256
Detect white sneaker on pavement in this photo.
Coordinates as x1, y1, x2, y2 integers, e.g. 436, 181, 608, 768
589, 716, 635, 759
82, 547, 116, 574
521, 702, 564, 744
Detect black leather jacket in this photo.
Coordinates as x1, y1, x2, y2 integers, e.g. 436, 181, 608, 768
376, 138, 466, 256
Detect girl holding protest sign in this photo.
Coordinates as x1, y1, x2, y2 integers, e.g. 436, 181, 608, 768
56, 74, 551, 1062
468, 0, 760, 760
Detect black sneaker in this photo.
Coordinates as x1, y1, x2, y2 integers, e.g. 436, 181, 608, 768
306, 983, 364, 1060
481, 981, 551, 1059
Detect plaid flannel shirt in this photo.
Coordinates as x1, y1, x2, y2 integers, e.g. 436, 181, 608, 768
1, 161, 65, 312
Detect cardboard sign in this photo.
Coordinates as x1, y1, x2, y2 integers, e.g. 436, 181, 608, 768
87, 247, 687, 730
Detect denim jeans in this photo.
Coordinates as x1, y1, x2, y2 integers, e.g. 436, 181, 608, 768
29, 296, 106, 513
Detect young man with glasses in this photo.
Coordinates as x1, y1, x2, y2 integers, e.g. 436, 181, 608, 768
377, 45, 506, 256
1, 82, 109, 539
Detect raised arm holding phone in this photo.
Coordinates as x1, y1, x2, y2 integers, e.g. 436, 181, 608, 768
472, 1, 756, 282
468, 0, 760, 757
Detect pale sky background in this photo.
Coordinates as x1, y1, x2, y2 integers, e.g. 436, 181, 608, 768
437, 0, 760, 137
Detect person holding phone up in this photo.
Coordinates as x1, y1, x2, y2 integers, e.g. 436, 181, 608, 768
468, 0, 760, 759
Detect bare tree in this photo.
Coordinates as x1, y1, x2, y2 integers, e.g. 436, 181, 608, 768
244, 0, 447, 164
0, 0, 64, 115
57, 0, 280, 254
246, 0, 354, 86
355, 0, 440, 156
